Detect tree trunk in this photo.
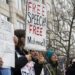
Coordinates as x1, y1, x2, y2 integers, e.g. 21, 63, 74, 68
66, 9, 75, 69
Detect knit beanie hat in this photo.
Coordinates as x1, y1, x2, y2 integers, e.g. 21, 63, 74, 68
46, 49, 54, 59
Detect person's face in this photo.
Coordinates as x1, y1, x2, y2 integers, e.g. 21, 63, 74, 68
51, 53, 58, 62
13, 35, 18, 46
31, 51, 39, 59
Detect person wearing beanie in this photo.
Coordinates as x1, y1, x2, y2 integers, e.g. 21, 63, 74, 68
44, 49, 62, 75
46, 50, 54, 59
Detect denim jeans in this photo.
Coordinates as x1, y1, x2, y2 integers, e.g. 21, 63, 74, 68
0, 68, 11, 75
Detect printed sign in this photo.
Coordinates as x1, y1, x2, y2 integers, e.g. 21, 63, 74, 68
25, 0, 47, 51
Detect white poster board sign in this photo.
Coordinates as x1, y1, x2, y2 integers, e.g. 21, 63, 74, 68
25, 0, 47, 51
0, 17, 15, 68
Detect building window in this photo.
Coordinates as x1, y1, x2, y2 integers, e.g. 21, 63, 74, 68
16, 0, 22, 11
6, 0, 8, 4
0, 0, 8, 4
15, 21, 25, 29
22, 0, 26, 5
16, 0, 26, 11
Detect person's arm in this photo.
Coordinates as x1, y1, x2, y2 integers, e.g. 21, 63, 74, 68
15, 53, 32, 69
15, 54, 28, 69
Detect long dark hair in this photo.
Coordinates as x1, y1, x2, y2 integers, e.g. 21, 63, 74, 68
14, 29, 25, 48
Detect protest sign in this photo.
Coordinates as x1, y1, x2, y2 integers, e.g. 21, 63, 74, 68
0, 17, 15, 68
25, 0, 47, 51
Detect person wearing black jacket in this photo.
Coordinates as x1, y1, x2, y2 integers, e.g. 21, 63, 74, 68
14, 29, 31, 75
30, 51, 45, 75
14, 29, 44, 75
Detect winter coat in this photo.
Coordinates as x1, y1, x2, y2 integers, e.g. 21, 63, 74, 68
14, 47, 28, 75
44, 63, 61, 75
33, 58, 43, 75
66, 63, 75, 75
13, 47, 43, 75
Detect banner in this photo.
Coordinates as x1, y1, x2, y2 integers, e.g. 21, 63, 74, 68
25, 0, 47, 51
0, 17, 15, 68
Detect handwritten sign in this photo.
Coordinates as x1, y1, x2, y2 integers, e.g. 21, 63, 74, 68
25, 0, 47, 51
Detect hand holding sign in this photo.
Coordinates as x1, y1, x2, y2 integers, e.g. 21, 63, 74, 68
25, 54, 32, 61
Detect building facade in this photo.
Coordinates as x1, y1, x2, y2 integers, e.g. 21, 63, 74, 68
0, 0, 44, 29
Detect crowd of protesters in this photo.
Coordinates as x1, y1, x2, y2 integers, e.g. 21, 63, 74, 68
0, 29, 64, 75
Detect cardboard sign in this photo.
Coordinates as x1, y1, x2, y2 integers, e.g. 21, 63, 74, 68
25, 0, 47, 51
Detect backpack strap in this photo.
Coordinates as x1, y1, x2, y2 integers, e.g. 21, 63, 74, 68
45, 64, 55, 75
45, 64, 52, 75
